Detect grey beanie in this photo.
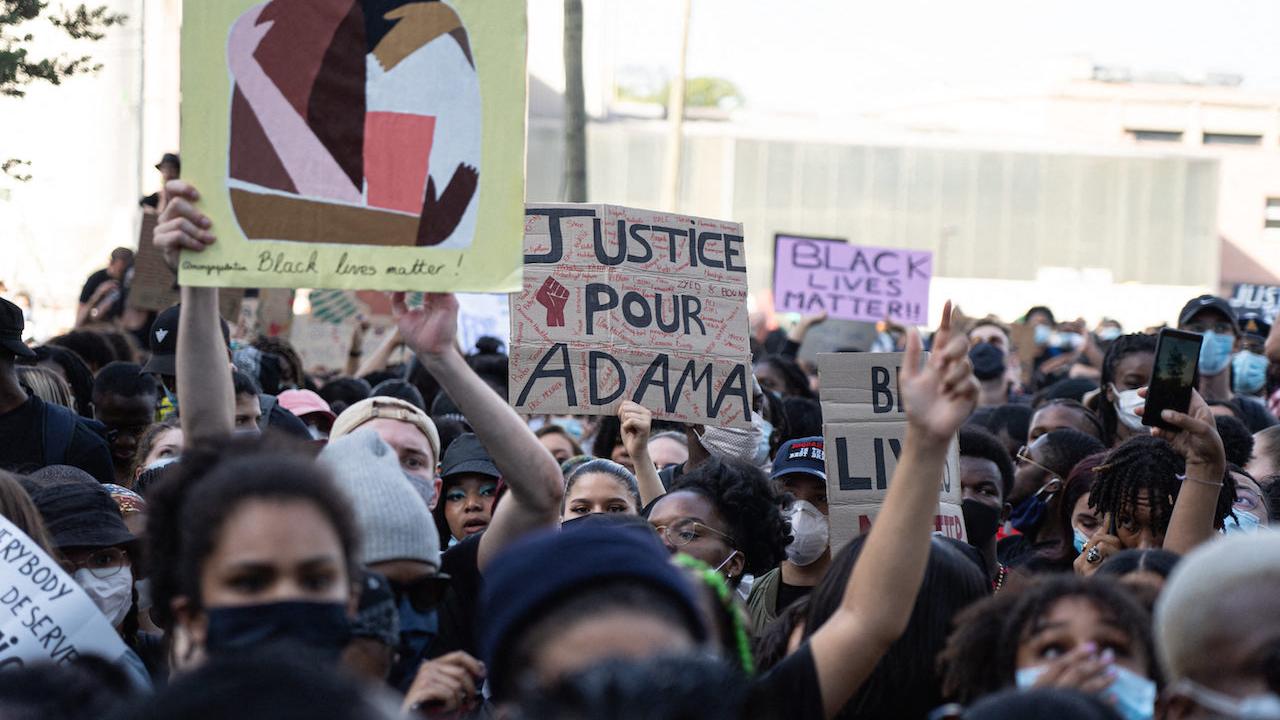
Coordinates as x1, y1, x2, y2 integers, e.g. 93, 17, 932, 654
319, 429, 440, 569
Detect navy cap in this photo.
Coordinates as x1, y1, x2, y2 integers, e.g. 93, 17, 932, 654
480, 522, 706, 698
771, 437, 826, 482
142, 304, 231, 376
440, 433, 499, 480
1237, 310, 1271, 340
1178, 295, 1239, 334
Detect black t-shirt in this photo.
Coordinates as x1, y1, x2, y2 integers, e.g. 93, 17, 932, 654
746, 643, 824, 720
775, 580, 813, 613
78, 268, 127, 321
0, 396, 114, 483
428, 533, 484, 661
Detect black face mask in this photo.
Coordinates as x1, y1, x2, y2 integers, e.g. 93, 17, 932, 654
962, 498, 1002, 546
204, 601, 350, 661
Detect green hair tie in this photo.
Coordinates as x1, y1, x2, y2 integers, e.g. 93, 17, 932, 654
672, 554, 756, 676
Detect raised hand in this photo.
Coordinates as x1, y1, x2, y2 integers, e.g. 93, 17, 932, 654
402, 650, 486, 716
619, 400, 653, 462
900, 300, 978, 443
1136, 388, 1225, 471
394, 292, 459, 358
154, 180, 215, 270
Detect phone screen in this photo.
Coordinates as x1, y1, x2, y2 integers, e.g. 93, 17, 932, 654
1142, 329, 1204, 429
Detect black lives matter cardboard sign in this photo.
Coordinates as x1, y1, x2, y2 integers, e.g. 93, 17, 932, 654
510, 204, 752, 428
818, 352, 966, 552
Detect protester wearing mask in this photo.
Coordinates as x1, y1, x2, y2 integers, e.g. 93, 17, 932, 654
140, 303, 231, 420
22, 466, 152, 688
330, 395, 441, 509
1096, 333, 1156, 448
1029, 399, 1105, 444
129, 418, 181, 486
1178, 295, 1278, 432
146, 443, 359, 675
940, 576, 1159, 720
320, 430, 449, 690
969, 342, 1010, 408
560, 459, 641, 520
747, 437, 832, 634
1223, 466, 1270, 535
1078, 390, 1234, 575
1155, 534, 1280, 720
1000, 429, 1104, 566
958, 428, 1014, 589
1231, 311, 1271, 399
277, 389, 336, 442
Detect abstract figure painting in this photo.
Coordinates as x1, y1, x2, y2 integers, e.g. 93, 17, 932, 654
180, 0, 525, 291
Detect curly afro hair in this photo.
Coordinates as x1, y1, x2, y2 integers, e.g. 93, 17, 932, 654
1213, 414, 1254, 469
959, 427, 1016, 500
666, 457, 791, 579
1090, 434, 1235, 536
939, 575, 1158, 705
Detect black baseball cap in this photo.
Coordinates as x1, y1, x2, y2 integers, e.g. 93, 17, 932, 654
0, 297, 36, 359
142, 303, 231, 376
1178, 295, 1239, 333
440, 433, 500, 480
771, 437, 826, 481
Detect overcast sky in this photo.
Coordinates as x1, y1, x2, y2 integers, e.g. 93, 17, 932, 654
610, 0, 1280, 114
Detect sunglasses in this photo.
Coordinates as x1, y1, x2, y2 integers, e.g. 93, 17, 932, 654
389, 573, 451, 613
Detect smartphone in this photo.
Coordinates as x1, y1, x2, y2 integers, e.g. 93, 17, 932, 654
1142, 328, 1203, 430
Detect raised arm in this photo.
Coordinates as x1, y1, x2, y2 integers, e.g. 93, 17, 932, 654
354, 325, 403, 378
152, 181, 235, 445
618, 401, 664, 506
808, 301, 977, 719
394, 293, 563, 570
1144, 389, 1227, 554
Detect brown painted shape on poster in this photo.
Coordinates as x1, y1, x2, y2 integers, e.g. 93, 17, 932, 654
307, 0, 367, 190
416, 163, 478, 246
255, 0, 355, 118
230, 188, 419, 247
229, 87, 297, 194
372, 3, 463, 73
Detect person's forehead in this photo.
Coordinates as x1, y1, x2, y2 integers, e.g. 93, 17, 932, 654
970, 325, 1008, 342
364, 417, 431, 453
98, 393, 155, 414
960, 455, 1001, 483
780, 473, 825, 493
569, 472, 630, 497
446, 473, 497, 491
1033, 405, 1079, 427
1232, 472, 1262, 497
650, 490, 716, 522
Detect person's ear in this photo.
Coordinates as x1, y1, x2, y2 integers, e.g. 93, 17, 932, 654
726, 550, 746, 581
430, 476, 442, 511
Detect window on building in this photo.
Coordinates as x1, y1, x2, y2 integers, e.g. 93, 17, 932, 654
1128, 129, 1183, 143
1204, 132, 1263, 146
1266, 198, 1280, 229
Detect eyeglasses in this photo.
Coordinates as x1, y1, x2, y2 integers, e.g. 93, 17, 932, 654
652, 518, 735, 548
60, 547, 129, 579
389, 573, 452, 613
1016, 446, 1059, 477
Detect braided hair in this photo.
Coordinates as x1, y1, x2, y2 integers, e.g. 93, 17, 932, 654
1098, 334, 1157, 446
1089, 435, 1235, 538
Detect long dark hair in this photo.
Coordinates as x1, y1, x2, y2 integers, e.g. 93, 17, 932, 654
804, 536, 989, 719
1098, 334, 1157, 447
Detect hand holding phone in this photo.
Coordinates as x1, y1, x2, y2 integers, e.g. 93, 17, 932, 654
1142, 329, 1203, 430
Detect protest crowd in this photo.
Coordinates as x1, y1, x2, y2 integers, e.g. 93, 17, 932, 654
0, 175, 1276, 720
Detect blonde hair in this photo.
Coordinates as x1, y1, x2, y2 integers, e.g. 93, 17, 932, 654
16, 365, 75, 410
1155, 534, 1280, 681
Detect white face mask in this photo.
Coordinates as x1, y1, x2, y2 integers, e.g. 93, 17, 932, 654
75, 566, 133, 627
1111, 384, 1146, 432
785, 500, 829, 566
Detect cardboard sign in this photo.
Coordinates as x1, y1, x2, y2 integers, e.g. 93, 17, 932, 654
1229, 283, 1280, 324
796, 319, 878, 365
178, 0, 527, 292
774, 235, 932, 325
127, 213, 178, 312
510, 204, 752, 428
818, 352, 965, 552
0, 516, 128, 670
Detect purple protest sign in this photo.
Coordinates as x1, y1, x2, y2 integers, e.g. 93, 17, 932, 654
773, 235, 932, 325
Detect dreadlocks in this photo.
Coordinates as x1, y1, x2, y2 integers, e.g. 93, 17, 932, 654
1089, 435, 1235, 536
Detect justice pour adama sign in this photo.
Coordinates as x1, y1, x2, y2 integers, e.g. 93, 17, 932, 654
774, 234, 933, 325
0, 515, 128, 670
817, 352, 966, 553
510, 204, 753, 429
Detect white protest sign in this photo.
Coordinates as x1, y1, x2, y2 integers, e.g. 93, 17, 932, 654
456, 293, 511, 353
0, 515, 128, 670
817, 352, 965, 552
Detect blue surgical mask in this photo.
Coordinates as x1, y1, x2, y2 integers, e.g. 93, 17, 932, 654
754, 415, 774, 466
1009, 483, 1056, 534
1170, 678, 1280, 719
1034, 324, 1052, 346
1232, 351, 1269, 395
390, 595, 439, 688
1223, 510, 1268, 535
1200, 331, 1235, 376
1098, 327, 1123, 342
1073, 527, 1090, 553
1017, 664, 1155, 720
